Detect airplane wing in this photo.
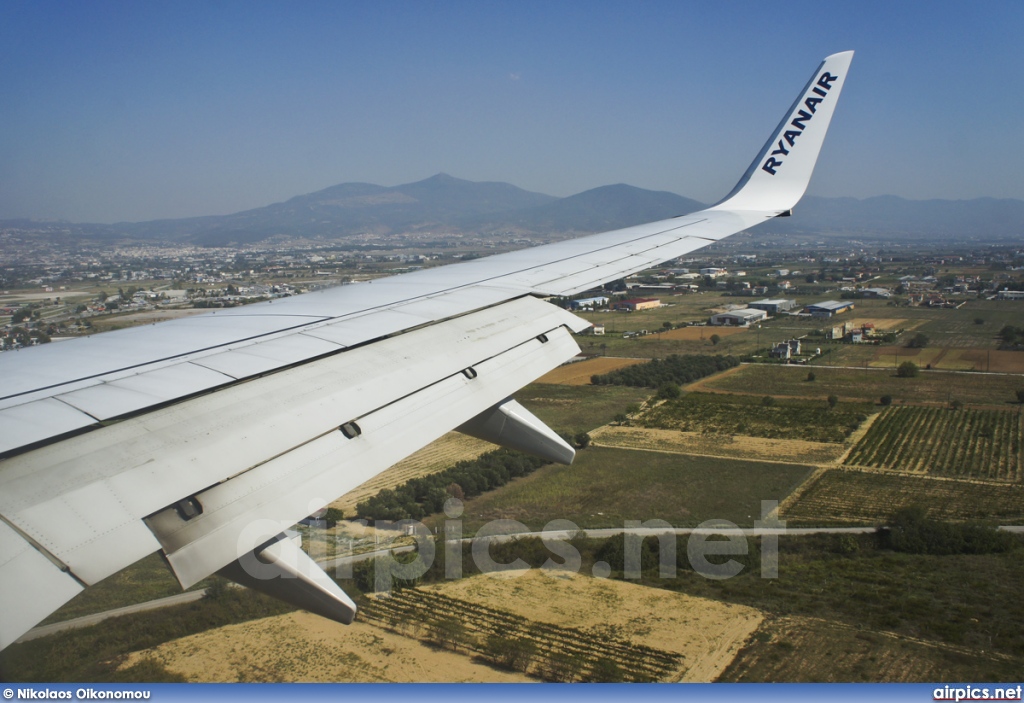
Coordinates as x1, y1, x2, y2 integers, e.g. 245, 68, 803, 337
0, 51, 853, 648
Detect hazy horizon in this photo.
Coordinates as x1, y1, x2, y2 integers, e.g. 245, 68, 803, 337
3, 1, 1023, 223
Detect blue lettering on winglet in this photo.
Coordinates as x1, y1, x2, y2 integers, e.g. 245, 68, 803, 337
761, 71, 839, 175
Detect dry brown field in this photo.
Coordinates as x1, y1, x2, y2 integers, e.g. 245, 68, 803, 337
864, 347, 1024, 373
536, 357, 645, 385
849, 318, 908, 331
591, 426, 847, 465
658, 326, 749, 341
426, 568, 763, 682
119, 612, 529, 682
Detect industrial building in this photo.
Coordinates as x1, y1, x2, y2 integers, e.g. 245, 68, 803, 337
806, 300, 855, 318
709, 308, 768, 326
613, 298, 661, 312
569, 296, 609, 310
748, 298, 797, 315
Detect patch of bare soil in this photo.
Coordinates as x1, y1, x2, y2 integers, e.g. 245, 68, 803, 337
591, 426, 846, 465
120, 612, 530, 683
537, 357, 646, 385
427, 568, 763, 682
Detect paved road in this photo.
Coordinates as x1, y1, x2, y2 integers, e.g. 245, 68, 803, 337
21, 523, 1023, 643
17, 590, 208, 642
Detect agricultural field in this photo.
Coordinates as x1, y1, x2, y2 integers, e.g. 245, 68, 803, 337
845, 407, 1023, 481
330, 432, 492, 515
696, 363, 1023, 407
536, 356, 644, 385
419, 568, 762, 682
511, 383, 652, 436
859, 346, 1024, 373
658, 325, 749, 341
456, 446, 815, 532
360, 585, 683, 681
781, 469, 1024, 524
640, 392, 871, 444
119, 611, 528, 683
591, 426, 848, 465
719, 615, 1021, 682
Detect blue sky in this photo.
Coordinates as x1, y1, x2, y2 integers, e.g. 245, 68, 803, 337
1, 1, 1022, 223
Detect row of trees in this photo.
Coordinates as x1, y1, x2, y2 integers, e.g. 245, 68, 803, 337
355, 449, 548, 521
1000, 324, 1024, 349
591, 353, 739, 388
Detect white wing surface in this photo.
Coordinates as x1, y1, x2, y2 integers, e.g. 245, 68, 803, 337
0, 51, 853, 647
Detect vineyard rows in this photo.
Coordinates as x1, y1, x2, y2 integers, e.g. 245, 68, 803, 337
359, 587, 683, 682
844, 407, 1023, 481
782, 469, 1024, 524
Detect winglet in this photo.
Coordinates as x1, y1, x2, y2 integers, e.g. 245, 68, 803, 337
712, 51, 854, 214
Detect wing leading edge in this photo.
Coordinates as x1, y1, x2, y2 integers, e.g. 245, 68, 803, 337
0, 51, 853, 648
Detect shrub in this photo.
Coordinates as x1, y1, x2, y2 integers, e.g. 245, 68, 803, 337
762, 395, 776, 407
897, 361, 919, 378
880, 395, 893, 406
907, 333, 930, 349
827, 395, 839, 409
881, 506, 1018, 555
806, 371, 816, 382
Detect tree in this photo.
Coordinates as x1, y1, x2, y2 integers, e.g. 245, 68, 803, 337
950, 399, 963, 411
827, 394, 839, 409
662, 321, 672, 330
574, 432, 592, 449
880, 394, 893, 406
657, 382, 681, 400
897, 361, 919, 378
710, 334, 721, 346
907, 333, 929, 348
806, 371, 816, 382
762, 396, 776, 407
975, 318, 986, 325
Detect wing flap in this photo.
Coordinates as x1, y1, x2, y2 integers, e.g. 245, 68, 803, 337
151, 324, 579, 588
0, 297, 585, 590
0, 520, 83, 649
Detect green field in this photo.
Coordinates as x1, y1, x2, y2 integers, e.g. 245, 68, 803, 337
455, 446, 815, 532
782, 469, 1024, 524
699, 363, 1022, 406
513, 383, 651, 435
845, 407, 1023, 481
641, 392, 871, 443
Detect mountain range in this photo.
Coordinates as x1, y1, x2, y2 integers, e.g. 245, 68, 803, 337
3, 174, 1022, 246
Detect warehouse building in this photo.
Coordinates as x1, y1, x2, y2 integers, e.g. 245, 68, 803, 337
709, 308, 768, 326
806, 300, 855, 318
748, 298, 797, 315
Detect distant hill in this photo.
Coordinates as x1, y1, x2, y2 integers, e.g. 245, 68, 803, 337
2, 175, 1022, 245
104, 174, 558, 246
470, 184, 705, 234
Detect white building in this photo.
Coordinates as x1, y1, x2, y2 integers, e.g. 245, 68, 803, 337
709, 308, 768, 326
